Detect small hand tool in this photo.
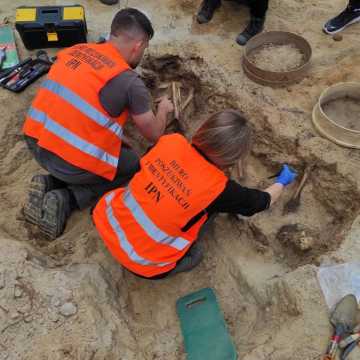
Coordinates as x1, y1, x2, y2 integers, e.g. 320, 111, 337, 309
283, 164, 313, 214
339, 323, 360, 360
340, 324, 360, 348
323, 294, 358, 360
0, 57, 32, 82
340, 339, 360, 360
0, 58, 32, 85
9, 63, 49, 91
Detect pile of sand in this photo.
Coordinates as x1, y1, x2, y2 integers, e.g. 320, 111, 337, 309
323, 96, 360, 131
249, 43, 305, 72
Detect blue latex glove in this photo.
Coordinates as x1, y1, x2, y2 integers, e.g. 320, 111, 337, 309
276, 164, 297, 186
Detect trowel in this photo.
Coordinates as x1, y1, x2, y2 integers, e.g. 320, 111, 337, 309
323, 294, 359, 360
283, 164, 313, 214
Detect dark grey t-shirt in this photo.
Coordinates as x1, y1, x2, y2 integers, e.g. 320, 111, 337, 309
99, 70, 151, 117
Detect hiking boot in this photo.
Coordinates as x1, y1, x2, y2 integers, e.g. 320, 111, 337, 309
39, 189, 72, 240
23, 174, 58, 225
99, 0, 119, 5
197, 0, 221, 24
323, 5, 360, 34
236, 16, 265, 46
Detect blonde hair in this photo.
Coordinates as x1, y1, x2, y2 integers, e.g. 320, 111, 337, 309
192, 109, 252, 170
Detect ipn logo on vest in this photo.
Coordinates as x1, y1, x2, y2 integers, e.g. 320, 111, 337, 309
145, 182, 164, 203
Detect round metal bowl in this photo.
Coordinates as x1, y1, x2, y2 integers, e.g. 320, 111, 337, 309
243, 31, 312, 87
312, 82, 360, 149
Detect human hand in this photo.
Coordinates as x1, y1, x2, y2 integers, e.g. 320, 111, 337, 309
276, 164, 297, 186
156, 96, 174, 114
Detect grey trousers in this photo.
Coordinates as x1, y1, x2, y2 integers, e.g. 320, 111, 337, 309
25, 136, 140, 210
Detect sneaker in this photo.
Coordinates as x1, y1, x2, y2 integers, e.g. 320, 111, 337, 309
197, 0, 221, 24
39, 189, 71, 240
236, 17, 265, 46
323, 6, 360, 34
99, 0, 119, 5
23, 174, 58, 225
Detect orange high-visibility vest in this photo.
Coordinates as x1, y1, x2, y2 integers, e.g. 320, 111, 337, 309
93, 134, 228, 278
23, 42, 130, 180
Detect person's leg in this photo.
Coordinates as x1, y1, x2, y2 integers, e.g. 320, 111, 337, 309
38, 146, 139, 239
67, 147, 140, 210
350, 0, 360, 8
129, 215, 217, 280
249, 0, 268, 18
166, 240, 204, 276
129, 240, 204, 280
24, 137, 140, 239
160, 215, 217, 278
197, 0, 222, 24
23, 136, 67, 225
236, 0, 268, 45
323, 0, 360, 34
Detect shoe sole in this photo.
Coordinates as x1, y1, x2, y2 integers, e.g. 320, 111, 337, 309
323, 15, 360, 34
39, 191, 68, 240
23, 175, 52, 225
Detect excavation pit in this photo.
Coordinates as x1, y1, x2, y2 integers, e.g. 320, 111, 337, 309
130, 55, 360, 269
3, 53, 360, 360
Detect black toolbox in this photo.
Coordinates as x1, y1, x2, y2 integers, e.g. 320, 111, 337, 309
15, 5, 87, 50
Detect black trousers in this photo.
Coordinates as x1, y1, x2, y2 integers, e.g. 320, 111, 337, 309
209, 0, 269, 18
25, 136, 140, 210
350, 0, 360, 8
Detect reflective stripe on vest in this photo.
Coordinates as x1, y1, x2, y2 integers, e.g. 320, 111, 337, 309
42, 79, 123, 139
28, 107, 118, 168
105, 192, 171, 267
123, 188, 190, 251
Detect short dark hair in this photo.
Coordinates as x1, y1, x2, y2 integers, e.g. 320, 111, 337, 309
111, 8, 154, 40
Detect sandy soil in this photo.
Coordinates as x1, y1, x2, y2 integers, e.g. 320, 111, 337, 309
249, 43, 305, 72
323, 97, 360, 131
1, 0, 360, 359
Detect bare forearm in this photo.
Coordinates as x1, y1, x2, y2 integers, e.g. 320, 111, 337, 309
264, 183, 284, 206
132, 109, 167, 144
154, 107, 167, 140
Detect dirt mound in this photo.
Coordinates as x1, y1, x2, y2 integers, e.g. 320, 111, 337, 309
0, 237, 137, 360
